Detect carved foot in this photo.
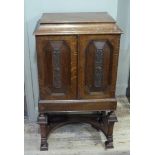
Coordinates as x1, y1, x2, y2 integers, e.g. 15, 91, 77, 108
105, 140, 113, 149
40, 141, 48, 151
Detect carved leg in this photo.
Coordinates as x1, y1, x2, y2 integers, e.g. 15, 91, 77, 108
105, 111, 117, 149
38, 113, 48, 151
91, 111, 106, 131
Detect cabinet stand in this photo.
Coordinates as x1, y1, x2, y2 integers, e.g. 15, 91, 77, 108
38, 111, 117, 151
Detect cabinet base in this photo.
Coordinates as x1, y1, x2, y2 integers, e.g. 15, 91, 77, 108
40, 142, 48, 151
38, 111, 117, 151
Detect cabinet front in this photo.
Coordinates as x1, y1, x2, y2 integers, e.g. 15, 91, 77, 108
36, 36, 77, 100
78, 35, 120, 99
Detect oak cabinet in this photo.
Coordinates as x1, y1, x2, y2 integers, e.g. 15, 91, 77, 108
34, 12, 122, 151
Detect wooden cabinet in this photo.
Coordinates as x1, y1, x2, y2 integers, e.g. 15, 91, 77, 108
34, 12, 122, 151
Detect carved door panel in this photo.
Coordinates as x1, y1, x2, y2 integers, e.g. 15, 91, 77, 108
36, 36, 77, 100
78, 35, 120, 99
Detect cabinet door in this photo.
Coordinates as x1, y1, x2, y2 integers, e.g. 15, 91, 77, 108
78, 35, 120, 99
36, 36, 77, 100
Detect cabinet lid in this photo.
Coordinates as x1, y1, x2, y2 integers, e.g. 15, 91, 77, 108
34, 12, 122, 35
40, 12, 115, 24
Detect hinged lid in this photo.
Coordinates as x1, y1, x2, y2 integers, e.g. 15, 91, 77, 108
34, 12, 122, 35
40, 12, 115, 24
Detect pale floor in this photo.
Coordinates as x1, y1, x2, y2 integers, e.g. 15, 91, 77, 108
24, 97, 130, 155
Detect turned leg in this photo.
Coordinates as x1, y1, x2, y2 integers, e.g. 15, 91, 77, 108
38, 113, 48, 151
105, 111, 117, 149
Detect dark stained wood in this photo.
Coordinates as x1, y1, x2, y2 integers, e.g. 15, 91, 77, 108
35, 12, 122, 151
36, 35, 77, 100
104, 111, 117, 148
39, 101, 117, 112
78, 34, 121, 99
38, 114, 48, 151
39, 99, 116, 112
38, 111, 117, 150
